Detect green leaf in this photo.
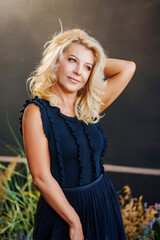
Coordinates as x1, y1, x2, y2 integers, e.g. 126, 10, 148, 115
6, 112, 25, 157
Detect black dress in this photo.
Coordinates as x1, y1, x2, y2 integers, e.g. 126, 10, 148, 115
19, 96, 127, 240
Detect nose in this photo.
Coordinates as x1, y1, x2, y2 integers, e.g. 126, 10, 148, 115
73, 64, 82, 76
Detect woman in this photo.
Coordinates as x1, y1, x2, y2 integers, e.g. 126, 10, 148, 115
19, 29, 136, 240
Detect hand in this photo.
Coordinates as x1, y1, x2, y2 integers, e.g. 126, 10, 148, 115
69, 216, 84, 240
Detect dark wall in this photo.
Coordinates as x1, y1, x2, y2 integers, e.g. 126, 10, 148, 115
0, 0, 160, 203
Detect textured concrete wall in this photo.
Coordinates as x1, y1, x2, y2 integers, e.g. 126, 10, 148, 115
0, 0, 159, 203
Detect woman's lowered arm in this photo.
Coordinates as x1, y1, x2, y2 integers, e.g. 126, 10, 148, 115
22, 103, 84, 239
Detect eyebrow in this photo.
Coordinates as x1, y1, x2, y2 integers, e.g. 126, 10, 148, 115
69, 54, 93, 66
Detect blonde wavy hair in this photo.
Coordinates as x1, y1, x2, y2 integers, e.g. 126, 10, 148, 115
26, 29, 107, 124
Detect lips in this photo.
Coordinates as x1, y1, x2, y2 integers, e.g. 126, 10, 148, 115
68, 76, 80, 83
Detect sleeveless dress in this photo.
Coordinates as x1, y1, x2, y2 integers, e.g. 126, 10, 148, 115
19, 96, 127, 240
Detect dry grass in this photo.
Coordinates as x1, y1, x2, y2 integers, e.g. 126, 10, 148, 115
119, 185, 159, 239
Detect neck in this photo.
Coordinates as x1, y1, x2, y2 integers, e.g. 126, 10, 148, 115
50, 85, 77, 109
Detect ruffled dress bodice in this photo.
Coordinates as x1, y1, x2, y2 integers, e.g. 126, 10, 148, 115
19, 97, 108, 187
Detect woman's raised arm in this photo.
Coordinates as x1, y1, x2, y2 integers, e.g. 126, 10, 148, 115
22, 104, 84, 240
100, 58, 136, 112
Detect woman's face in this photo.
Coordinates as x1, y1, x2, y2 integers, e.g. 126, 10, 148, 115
56, 42, 95, 94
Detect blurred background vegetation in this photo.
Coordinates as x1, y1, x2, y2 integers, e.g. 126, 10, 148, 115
0, 118, 160, 239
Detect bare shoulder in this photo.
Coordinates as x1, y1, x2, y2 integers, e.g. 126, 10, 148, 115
23, 103, 42, 122
23, 103, 40, 116
22, 103, 43, 135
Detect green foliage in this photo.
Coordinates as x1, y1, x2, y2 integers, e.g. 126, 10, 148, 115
0, 115, 39, 239
0, 162, 40, 240
0, 112, 25, 157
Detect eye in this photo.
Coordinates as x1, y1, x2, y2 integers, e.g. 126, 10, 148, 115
68, 58, 76, 63
85, 66, 92, 71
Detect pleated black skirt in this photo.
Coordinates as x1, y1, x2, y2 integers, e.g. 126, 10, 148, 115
33, 174, 127, 240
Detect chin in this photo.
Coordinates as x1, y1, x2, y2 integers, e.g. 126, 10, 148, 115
64, 84, 82, 92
